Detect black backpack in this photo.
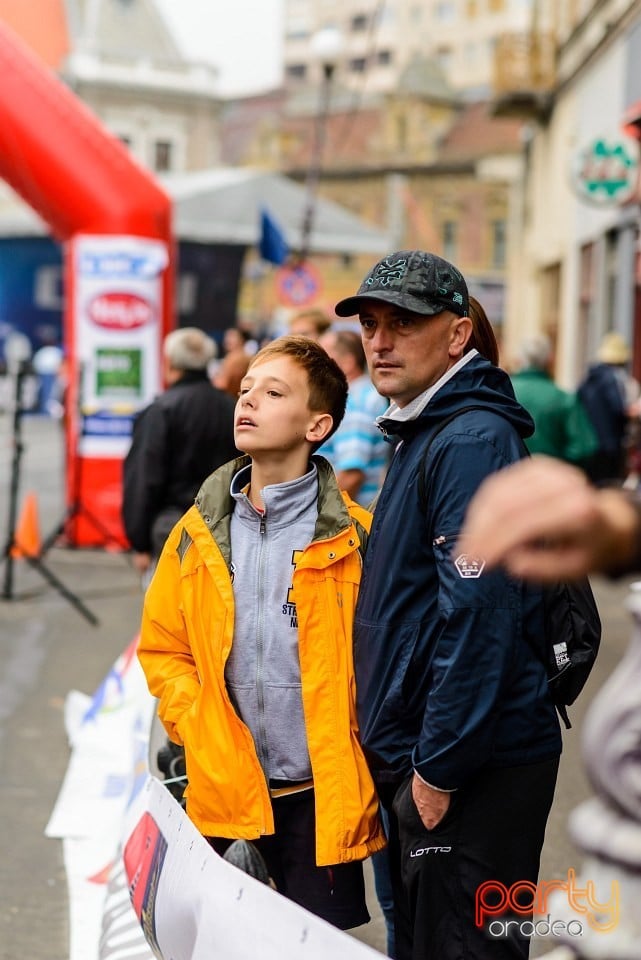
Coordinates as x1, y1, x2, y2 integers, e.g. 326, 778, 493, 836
416, 406, 602, 729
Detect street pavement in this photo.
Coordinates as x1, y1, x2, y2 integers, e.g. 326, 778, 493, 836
0, 413, 637, 960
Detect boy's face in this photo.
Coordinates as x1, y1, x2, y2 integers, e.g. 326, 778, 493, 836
235, 355, 331, 456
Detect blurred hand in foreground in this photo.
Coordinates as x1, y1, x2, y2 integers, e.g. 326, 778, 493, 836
456, 455, 640, 581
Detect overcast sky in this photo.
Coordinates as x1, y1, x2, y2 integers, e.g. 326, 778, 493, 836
156, 0, 285, 96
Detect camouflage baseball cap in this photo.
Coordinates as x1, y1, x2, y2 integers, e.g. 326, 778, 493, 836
334, 250, 469, 318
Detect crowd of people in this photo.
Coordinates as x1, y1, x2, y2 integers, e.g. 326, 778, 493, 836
120, 248, 641, 960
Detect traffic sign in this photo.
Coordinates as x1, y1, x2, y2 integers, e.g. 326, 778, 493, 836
276, 262, 322, 307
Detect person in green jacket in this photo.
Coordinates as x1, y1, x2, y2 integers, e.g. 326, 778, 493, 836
510, 334, 597, 465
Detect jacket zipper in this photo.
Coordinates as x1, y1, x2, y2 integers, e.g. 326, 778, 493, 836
255, 511, 270, 781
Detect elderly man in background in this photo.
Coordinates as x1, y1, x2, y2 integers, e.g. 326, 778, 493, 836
122, 326, 238, 575
510, 333, 597, 465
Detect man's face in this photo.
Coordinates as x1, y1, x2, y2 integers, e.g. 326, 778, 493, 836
234, 355, 327, 455
358, 301, 471, 407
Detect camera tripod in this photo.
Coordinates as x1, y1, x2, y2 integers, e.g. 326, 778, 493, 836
0, 365, 99, 625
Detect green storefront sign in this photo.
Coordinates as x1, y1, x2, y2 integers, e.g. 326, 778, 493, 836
573, 138, 639, 205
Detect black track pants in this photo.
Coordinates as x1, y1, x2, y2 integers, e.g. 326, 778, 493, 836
378, 757, 559, 960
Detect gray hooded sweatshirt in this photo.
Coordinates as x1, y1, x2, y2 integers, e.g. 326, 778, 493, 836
225, 462, 318, 784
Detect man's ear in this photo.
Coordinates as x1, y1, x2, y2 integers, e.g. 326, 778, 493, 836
307, 412, 334, 444
449, 316, 473, 358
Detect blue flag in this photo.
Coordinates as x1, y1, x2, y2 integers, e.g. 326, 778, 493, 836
259, 208, 289, 265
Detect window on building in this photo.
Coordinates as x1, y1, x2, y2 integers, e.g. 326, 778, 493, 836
286, 27, 310, 41
411, 5, 423, 21
466, 0, 478, 15
397, 113, 408, 151
464, 41, 478, 63
442, 221, 457, 261
541, 263, 561, 349
286, 63, 308, 80
491, 220, 506, 269
349, 57, 367, 72
154, 140, 173, 172
435, 2, 456, 21
376, 49, 392, 66
604, 230, 619, 332
488, 0, 505, 11
436, 47, 453, 72
578, 243, 595, 375
351, 14, 368, 31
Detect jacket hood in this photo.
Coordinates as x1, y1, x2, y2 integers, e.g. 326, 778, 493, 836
378, 354, 534, 442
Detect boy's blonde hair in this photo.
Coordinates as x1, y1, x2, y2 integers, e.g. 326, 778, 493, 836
248, 335, 348, 445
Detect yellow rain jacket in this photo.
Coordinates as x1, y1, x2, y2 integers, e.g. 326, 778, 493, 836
139, 455, 385, 866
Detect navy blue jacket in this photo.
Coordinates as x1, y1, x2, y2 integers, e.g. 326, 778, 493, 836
578, 362, 628, 454
354, 354, 562, 789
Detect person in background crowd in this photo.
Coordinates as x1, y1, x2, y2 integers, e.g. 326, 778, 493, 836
510, 334, 598, 465
578, 331, 640, 486
334, 249, 561, 960
138, 336, 385, 929
319, 329, 389, 506
288, 307, 332, 341
32, 343, 63, 416
122, 327, 238, 575
213, 327, 253, 398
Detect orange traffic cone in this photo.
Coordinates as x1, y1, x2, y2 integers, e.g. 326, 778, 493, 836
10, 492, 42, 559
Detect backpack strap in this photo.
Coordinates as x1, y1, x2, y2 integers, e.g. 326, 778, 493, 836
417, 405, 505, 512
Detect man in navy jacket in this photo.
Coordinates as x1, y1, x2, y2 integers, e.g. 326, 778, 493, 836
335, 251, 562, 960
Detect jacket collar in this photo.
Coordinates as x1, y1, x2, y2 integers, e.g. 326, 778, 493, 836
377, 350, 478, 428
230, 462, 319, 529
194, 454, 353, 547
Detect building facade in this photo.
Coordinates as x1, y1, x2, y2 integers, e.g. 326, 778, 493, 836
497, 0, 641, 385
63, 0, 221, 173
224, 55, 523, 339
284, 0, 536, 96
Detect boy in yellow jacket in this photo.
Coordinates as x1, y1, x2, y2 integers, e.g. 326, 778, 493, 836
138, 336, 385, 929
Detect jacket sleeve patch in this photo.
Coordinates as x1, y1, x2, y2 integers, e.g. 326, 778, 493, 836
454, 553, 485, 579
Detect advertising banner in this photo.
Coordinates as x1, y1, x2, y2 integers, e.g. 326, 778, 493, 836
66, 235, 170, 546
45, 637, 156, 960
123, 777, 384, 960
47, 639, 384, 960
73, 235, 167, 457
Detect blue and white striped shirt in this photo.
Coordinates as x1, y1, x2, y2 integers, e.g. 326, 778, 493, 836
320, 374, 389, 506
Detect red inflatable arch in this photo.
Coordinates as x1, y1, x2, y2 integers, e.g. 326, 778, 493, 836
0, 20, 174, 547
